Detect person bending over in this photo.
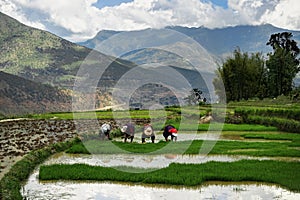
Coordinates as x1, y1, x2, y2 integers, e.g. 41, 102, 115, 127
99, 123, 111, 140
142, 124, 155, 143
121, 123, 135, 143
163, 125, 178, 142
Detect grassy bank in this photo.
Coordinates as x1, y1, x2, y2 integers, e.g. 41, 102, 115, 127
0, 139, 77, 200
39, 160, 300, 192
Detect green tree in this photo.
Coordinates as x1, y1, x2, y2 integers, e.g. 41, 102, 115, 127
184, 88, 206, 105
266, 32, 300, 97
213, 49, 266, 102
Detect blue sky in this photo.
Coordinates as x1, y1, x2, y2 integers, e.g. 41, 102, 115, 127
93, 0, 134, 9
0, 0, 298, 42
206, 0, 228, 8
94, 0, 228, 9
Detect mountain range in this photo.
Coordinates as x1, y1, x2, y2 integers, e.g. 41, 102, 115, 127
79, 24, 300, 58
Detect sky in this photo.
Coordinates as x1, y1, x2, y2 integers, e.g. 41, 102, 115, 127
0, 0, 299, 42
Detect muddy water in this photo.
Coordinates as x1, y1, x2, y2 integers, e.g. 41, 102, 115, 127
22, 169, 300, 200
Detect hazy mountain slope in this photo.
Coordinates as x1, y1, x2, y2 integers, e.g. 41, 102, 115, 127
0, 12, 92, 88
0, 12, 141, 114
0, 12, 138, 89
0, 71, 71, 116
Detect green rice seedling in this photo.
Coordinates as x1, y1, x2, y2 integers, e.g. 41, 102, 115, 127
198, 123, 277, 132
241, 133, 300, 141
39, 160, 300, 192
66, 138, 300, 157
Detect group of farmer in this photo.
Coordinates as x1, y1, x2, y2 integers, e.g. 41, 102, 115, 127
99, 123, 178, 143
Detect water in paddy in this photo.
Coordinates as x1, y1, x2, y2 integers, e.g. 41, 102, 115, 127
42, 153, 300, 169
22, 153, 300, 199
22, 169, 300, 200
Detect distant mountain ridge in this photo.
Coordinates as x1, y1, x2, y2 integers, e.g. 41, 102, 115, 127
79, 24, 300, 58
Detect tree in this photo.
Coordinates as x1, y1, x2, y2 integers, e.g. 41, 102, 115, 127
266, 32, 300, 97
213, 49, 266, 102
184, 88, 206, 105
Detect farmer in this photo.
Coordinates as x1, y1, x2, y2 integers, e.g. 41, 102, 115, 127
142, 124, 155, 143
163, 125, 178, 142
99, 123, 111, 140
121, 123, 135, 143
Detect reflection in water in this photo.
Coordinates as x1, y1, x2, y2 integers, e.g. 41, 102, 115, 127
43, 153, 300, 170
22, 169, 300, 200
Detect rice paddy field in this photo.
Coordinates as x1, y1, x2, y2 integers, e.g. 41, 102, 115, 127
1, 99, 300, 199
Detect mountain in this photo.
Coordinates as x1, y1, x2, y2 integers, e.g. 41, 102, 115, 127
79, 24, 300, 59
78, 24, 300, 97
0, 71, 71, 116
0, 12, 94, 89
169, 24, 300, 57
0, 12, 140, 114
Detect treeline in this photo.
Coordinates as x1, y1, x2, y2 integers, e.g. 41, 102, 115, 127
213, 32, 300, 102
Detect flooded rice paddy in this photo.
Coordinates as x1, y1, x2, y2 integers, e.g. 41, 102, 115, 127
43, 153, 300, 169
21, 131, 300, 199
22, 153, 300, 199
23, 168, 300, 200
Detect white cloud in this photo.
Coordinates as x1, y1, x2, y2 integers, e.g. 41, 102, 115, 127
259, 0, 300, 31
0, 0, 46, 30
228, 0, 279, 25
0, 0, 299, 42
227, 0, 300, 30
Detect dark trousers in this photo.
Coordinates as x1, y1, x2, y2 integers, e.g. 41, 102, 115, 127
124, 133, 134, 142
142, 135, 155, 143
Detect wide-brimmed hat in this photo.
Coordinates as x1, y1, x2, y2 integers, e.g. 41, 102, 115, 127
144, 126, 153, 136
121, 126, 127, 133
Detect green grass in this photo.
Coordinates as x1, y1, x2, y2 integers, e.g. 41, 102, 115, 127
29, 109, 173, 120
39, 160, 300, 192
66, 137, 300, 157
241, 133, 300, 141
186, 139, 300, 157
198, 123, 277, 132
227, 97, 300, 108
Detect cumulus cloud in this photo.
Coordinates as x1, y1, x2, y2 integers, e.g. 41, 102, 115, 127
0, 0, 299, 42
259, 0, 300, 31
0, 0, 46, 30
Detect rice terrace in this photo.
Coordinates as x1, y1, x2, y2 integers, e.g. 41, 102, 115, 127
1, 99, 300, 199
